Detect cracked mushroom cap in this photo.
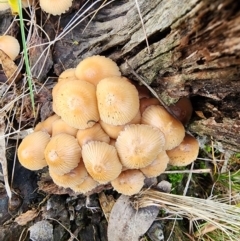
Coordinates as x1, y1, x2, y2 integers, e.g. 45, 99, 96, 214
141, 105, 185, 150
82, 141, 122, 184
140, 151, 169, 178
49, 161, 88, 189
39, 0, 73, 15
17, 131, 50, 170
97, 77, 139, 125
0, 35, 20, 60
115, 124, 165, 169
52, 79, 99, 129
44, 133, 81, 175
111, 169, 145, 196
167, 133, 199, 166
76, 123, 110, 147
75, 55, 121, 86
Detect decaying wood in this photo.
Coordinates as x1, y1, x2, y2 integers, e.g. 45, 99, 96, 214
49, 0, 240, 151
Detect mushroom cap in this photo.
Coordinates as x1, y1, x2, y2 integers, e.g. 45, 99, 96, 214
0, 35, 20, 60
115, 124, 165, 169
141, 105, 185, 150
111, 169, 145, 195
39, 0, 73, 15
76, 123, 110, 147
97, 77, 139, 125
99, 110, 141, 139
140, 98, 160, 114
17, 131, 50, 170
52, 118, 78, 137
0, 3, 10, 11
82, 141, 122, 184
52, 79, 99, 129
71, 174, 99, 194
169, 97, 193, 125
44, 133, 81, 175
49, 161, 88, 188
22, 0, 33, 8
140, 151, 169, 178
58, 68, 77, 82
167, 133, 199, 166
75, 55, 121, 86
34, 114, 60, 135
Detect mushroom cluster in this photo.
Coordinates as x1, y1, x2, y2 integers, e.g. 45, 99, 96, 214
17, 55, 199, 196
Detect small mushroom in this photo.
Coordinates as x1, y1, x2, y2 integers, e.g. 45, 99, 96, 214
115, 124, 165, 169
167, 133, 199, 166
52, 79, 99, 129
141, 105, 185, 150
97, 77, 139, 125
49, 161, 88, 188
51, 118, 78, 137
75, 55, 121, 86
34, 114, 60, 135
76, 123, 110, 147
169, 97, 193, 125
111, 169, 145, 195
140, 97, 160, 114
0, 35, 20, 60
17, 131, 50, 170
58, 68, 76, 82
39, 0, 73, 15
44, 133, 81, 175
82, 141, 122, 184
140, 151, 169, 178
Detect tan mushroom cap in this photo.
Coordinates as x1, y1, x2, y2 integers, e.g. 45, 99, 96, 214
140, 98, 160, 114
39, 0, 73, 15
52, 79, 99, 129
0, 3, 10, 11
58, 68, 76, 82
75, 55, 121, 86
167, 133, 199, 166
97, 77, 140, 125
49, 161, 88, 188
17, 131, 50, 170
140, 151, 169, 178
22, 0, 33, 8
76, 123, 110, 147
111, 169, 145, 196
0, 35, 20, 60
34, 114, 60, 135
141, 105, 185, 150
82, 141, 122, 184
115, 124, 165, 169
44, 133, 81, 175
52, 118, 78, 137
99, 110, 141, 139
71, 174, 99, 194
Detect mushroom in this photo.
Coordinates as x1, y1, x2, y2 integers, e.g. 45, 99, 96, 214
71, 174, 99, 194
0, 2, 10, 11
140, 151, 169, 178
141, 105, 185, 150
140, 97, 160, 114
75, 55, 121, 86
44, 133, 81, 175
0, 35, 20, 60
82, 141, 122, 184
115, 124, 165, 169
58, 68, 77, 82
52, 79, 99, 129
39, 0, 73, 15
167, 133, 199, 166
99, 110, 141, 139
51, 118, 78, 137
97, 76, 139, 125
169, 97, 193, 125
34, 114, 60, 135
76, 123, 110, 147
49, 161, 88, 189
17, 131, 50, 170
111, 169, 145, 196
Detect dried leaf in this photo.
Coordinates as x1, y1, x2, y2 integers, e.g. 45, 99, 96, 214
15, 209, 38, 226
107, 195, 159, 241
0, 49, 21, 83
99, 192, 115, 222
195, 110, 207, 119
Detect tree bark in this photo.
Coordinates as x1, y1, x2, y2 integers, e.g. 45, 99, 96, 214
45, 0, 240, 151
